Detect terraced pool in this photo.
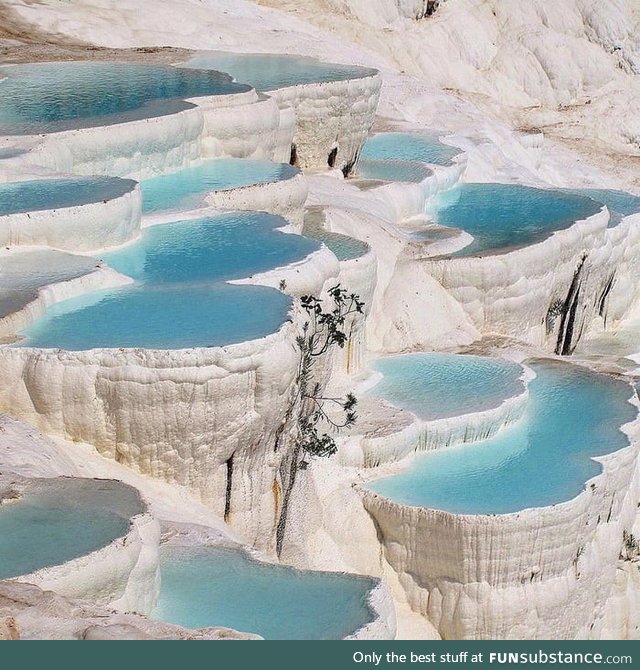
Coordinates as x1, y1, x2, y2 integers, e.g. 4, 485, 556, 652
0, 478, 143, 579
0, 62, 249, 135
182, 52, 376, 91
431, 184, 603, 256
153, 545, 378, 639
141, 159, 299, 215
0, 176, 136, 215
18, 212, 319, 349
368, 361, 636, 514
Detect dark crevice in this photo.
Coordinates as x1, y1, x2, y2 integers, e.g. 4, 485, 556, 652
426, 0, 440, 16
561, 289, 582, 355
224, 454, 234, 523
555, 253, 588, 356
342, 147, 362, 178
341, 156, 358, 178
289, 143, 297, 167
598, 272, 616, 327
327, 146, 338, 168
416, 0, 444, 19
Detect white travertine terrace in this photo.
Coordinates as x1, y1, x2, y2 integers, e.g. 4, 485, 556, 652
202, 169, 309, 227
15, 511, 161, 615
196, 90, 294, 163
0, 328, 300, 551
6, 71, 383, 181
308, 170, 481, 354
233, 246, 340, 297
358, 386, 640, 639
0, 180, 142, 251
6, 89, 294, 181
268, 73, 383, 172
1, 0, 640, 642
349, 580, 397, 640
0, 230, 348, 551
142, 164, 309, 228
422, 208, 640, 352
362, 159, 467, 224
14, 106, 206, 180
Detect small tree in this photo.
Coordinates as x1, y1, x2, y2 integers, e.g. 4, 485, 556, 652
275, 284, 364, 555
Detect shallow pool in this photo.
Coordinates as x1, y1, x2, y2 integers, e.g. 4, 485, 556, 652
0, 177, 136, 215
0, 478, 142, 579
359, 133, 461, 167
19, 212, 318, 349
103, 212, 318, 283
153, 546, 377, 639
141, 159, 298, 215
302, 220, 369, 261
355, 159, 432, 183
19, 283, 293, 350
182, 52, 376, 91
367, 361, 636, 514
0, 62, 249, 135
369, 353, 525, 420
565, 188, 640, 222
431, 184, 602, 256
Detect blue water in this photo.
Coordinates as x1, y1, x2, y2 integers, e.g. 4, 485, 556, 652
370, 353, 525, 420
19, 212, 318, 350
0, 62, 249, 135
359, 133, 461, 166
0, 176, 136, 215
20, 284, 293, 350
302, 224, 369, 261
431, 184, 602, 256
102, 213, 318, 283
141, 159, 299, 215
356, 159, 432, 183
153, 546, 377, 639
368, 362, 636, 514
565, 188, 640, 221
0, 478, 141, 579
183, 52, 376, 91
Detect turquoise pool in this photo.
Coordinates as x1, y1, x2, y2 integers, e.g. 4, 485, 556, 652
182, 52, 376, 91
359, 133, 461, 166
0, 62, 249, 135
18, 212, 318, 349
0, 478, 142, 579
367, 361, 636, 514
102, 212, 318, 283
431, 184, 603, 256
369, 353, 525, 420
141, 159, 298, 215
153, 546, 377, 639
302, 222, 369, 261
0, 177, 136, 215
19, 284, 293, 350
564, 188, 640, 224
355, 159, 432, 183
